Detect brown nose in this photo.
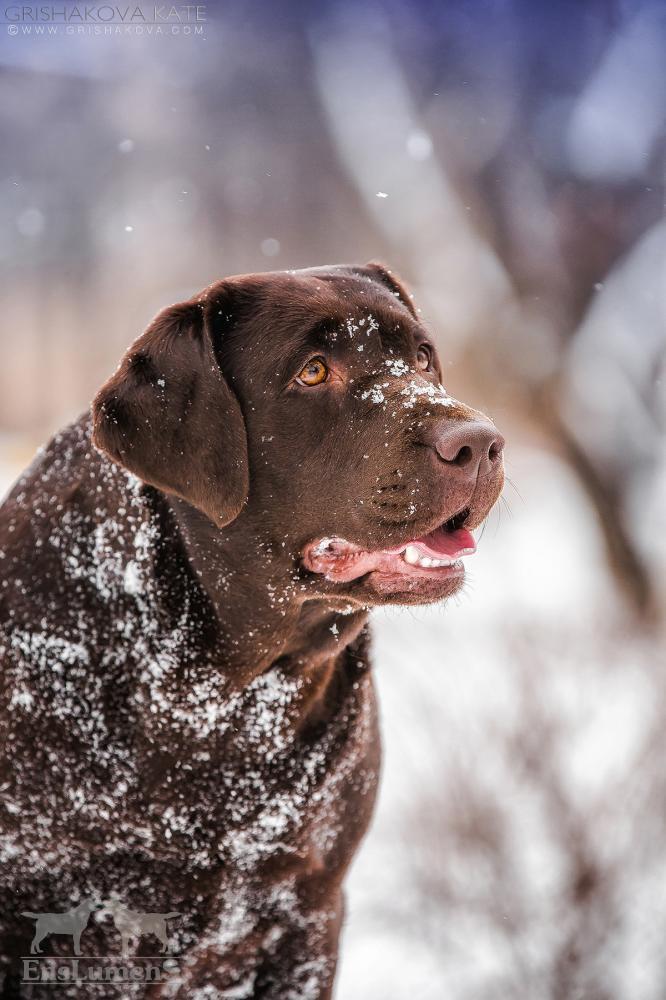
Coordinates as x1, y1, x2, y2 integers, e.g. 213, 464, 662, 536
433, 420, 504, 480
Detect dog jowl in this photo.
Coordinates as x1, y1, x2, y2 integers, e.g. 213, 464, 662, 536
0, 263, 504, 998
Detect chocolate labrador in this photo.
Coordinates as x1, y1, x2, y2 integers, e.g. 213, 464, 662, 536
0, 263, 504, 998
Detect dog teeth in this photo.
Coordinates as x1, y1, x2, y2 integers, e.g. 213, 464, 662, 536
403, 545, 421, 565
402, 546, 454, 569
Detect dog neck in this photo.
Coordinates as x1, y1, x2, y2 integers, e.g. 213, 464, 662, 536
161, 493, 370, 686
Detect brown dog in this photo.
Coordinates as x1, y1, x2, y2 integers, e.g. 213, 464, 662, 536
0, 263, 504, 998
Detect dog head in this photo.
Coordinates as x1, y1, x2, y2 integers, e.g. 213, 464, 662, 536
93, 264, 504, 606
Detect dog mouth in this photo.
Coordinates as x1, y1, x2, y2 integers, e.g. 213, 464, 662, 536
302, 508, 475, 583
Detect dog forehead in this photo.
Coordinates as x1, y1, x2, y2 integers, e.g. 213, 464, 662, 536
230, 265, 407, 316
224, 269, 417, 363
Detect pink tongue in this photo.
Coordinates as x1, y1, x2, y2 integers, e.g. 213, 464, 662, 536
413, 526, 476, 559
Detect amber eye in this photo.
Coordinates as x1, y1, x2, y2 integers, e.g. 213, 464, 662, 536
416, 344, 433, 370
297, 357, 328, 386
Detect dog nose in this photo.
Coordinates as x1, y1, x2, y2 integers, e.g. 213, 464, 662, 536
433, 420, 504, 479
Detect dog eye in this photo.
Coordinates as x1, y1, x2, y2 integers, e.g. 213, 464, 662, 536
296, 358, 328, 386
416, 344, 433, 370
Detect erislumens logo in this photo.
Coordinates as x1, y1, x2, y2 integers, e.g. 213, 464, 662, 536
21, 898, 181, 986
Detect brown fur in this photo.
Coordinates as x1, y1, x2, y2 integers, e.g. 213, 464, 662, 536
0, 263, 503, 998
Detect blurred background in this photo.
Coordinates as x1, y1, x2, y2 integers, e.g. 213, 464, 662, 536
1, 1, 665, 996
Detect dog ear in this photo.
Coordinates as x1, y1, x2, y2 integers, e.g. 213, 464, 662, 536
359, 261, 418, 318
92, 282, 249, 527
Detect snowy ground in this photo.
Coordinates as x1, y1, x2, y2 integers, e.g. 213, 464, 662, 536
337, 451, 663, 999
2, 441, 661, 998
